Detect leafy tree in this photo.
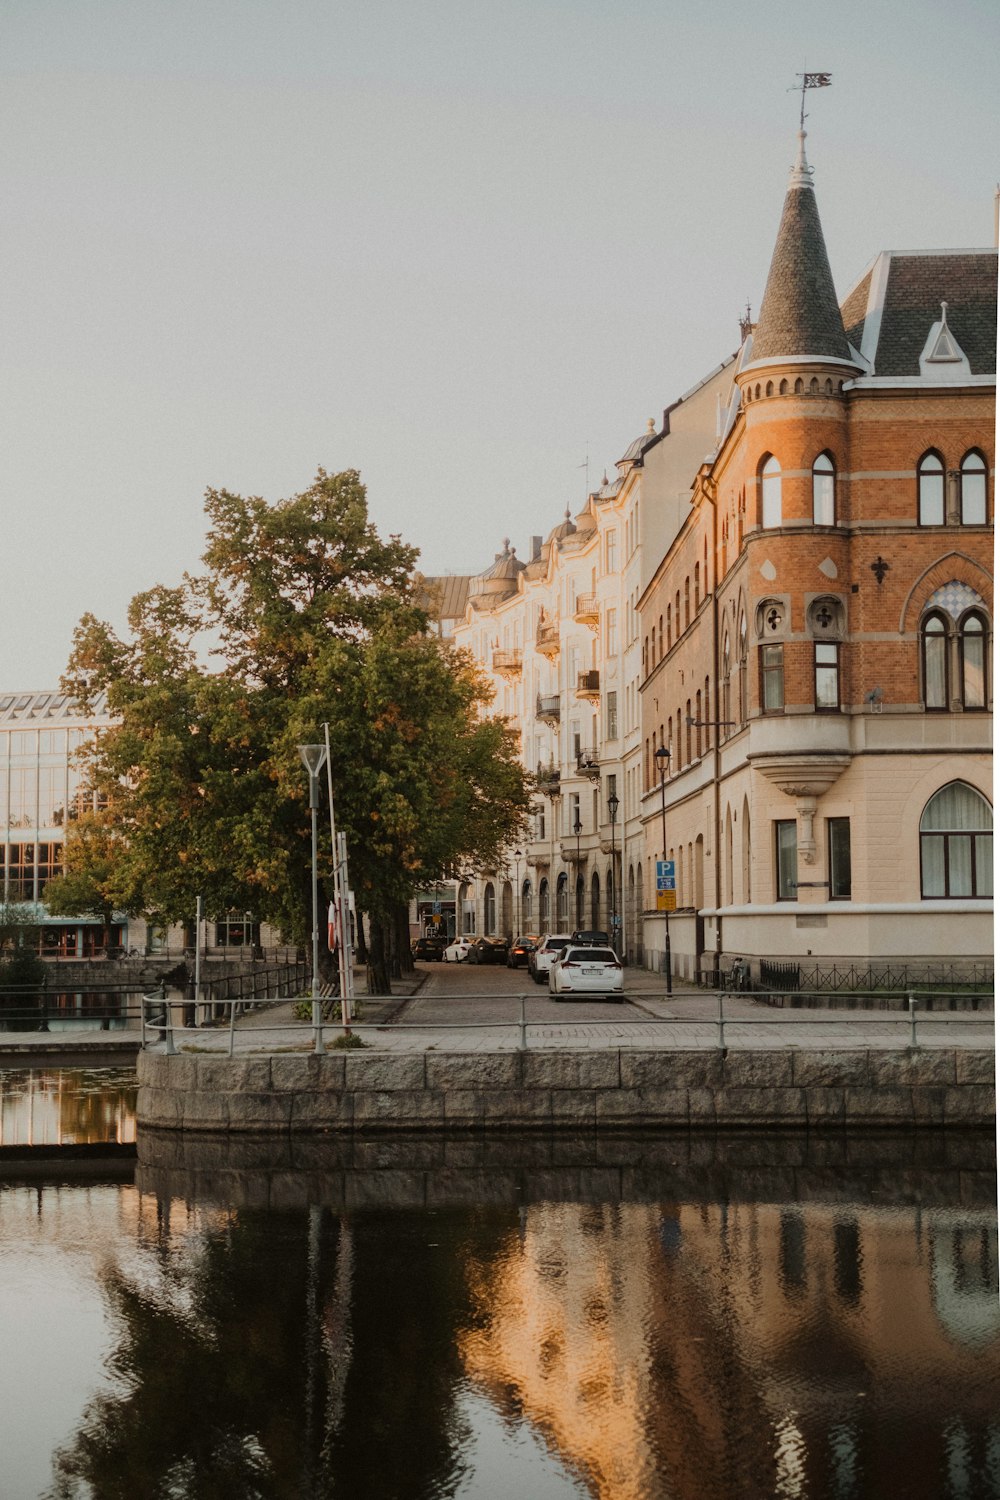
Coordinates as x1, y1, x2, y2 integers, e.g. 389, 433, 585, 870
44, 812, 143, 951
63, 469, 531, 991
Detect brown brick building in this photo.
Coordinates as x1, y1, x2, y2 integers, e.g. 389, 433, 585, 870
638, 132, 994, 979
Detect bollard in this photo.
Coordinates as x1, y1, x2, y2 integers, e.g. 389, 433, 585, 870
519, 995, 527, 1051
908, 991, 917, 1048
717, 991, 725, 1050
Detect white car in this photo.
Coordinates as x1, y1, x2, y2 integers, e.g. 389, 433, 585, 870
443, 937, 473, 963
529, 934, 574, 984
549, 946, 624, 1000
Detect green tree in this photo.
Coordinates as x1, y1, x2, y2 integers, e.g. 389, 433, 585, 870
44, 812, 142, 952
63, 469, 531, 991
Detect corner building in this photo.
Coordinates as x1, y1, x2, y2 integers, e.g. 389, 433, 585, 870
639, 133, 994, 978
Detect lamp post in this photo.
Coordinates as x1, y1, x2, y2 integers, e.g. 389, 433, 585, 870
299, 742, 328, 1055
654, 746, 672, 995
607, 791, 620, 955
573, 815, 582, 928
513, 849, 523, 933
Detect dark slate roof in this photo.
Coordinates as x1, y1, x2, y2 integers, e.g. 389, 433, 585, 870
840, 267, 873, 354
867, 252, 997, 376
752, 138, 852, 364
415, 574, 472, 621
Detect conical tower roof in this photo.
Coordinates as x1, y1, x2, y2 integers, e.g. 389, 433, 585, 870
751, 132, 852, 365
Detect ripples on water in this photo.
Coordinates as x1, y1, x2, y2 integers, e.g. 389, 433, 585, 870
0, 1118, 997, 1499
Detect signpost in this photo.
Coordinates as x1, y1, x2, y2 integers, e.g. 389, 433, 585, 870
655, 860, 676, 913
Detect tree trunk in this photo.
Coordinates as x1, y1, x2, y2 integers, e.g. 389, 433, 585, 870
394, 904, 414, 975
365, 911, 391, 995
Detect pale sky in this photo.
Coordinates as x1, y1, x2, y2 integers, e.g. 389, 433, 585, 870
2, 0, 996, 688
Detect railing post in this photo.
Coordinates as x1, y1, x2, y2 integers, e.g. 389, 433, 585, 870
908, 991, 917, 1047
228, 996, 237, 1057
162, 982, 175, 1055
519, 994, 527, 1051
717, 990, 725, 1050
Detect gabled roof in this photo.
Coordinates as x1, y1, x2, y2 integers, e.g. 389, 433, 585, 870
750, 132, 853, 366
414, 573, 472, 622
843, 250, 997, 378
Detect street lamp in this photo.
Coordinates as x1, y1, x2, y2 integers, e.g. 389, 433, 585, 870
299, 742, 328, 1054
607, 791, 620, 956
573, 815, 582, 928
654, 746, 672, 995
513, 849, 523, 933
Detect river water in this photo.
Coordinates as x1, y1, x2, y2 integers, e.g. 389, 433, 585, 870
0, 1067, 998, 1500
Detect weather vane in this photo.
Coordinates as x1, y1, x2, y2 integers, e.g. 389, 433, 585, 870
793, 71, 832, 129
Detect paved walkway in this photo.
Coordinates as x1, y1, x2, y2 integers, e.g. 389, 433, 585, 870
1, 964, 993, 1057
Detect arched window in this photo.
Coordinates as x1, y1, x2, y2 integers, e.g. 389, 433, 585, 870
921, 612, 948, 709
761, 455, 781, 528
722, 632, 731, 731
658, 615, 664, 657
521, 880, 533, 928
812, 452, 835, 525
920, 783, 992, 898
483, 882, 496, 934
556, 872, 568, 926
918, 451, 945, 526
694, 563, 700, 607
575, 874, 585, 927
590, 870, 601, 928
961, 450, 987, 525
684, 577, 691, 627
666, 604, 672, 647
538, 878, 550, 928
960, 612, 987, 708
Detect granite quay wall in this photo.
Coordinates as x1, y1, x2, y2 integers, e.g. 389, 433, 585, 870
136, 1047, 996, 1133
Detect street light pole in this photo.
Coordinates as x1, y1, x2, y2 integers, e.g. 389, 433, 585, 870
573, 815, 582, 928
299, 742, 329, 1055
607, 791, 619, 956
513, 849, 522, 933
654, 746, 672, 995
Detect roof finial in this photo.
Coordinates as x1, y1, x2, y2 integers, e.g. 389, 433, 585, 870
789, 130, 813, 189
646, 417, 656, 434
794, 70, 832, 131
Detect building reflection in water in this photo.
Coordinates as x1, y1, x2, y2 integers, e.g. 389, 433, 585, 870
7, 1139, 996, 1499
0, 1067, 136, 1145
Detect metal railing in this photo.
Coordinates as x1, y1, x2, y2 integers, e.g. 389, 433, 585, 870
138, 989, 994, 1056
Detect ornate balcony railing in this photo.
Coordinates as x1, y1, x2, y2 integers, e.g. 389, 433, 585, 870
575, 669, 601, 702
535, 760, 561, 796
492, 649, 523, 677
573, 593, 599, 628
535, 693, 560, 723
535, 623, 561, 658
576, 751, 601, 780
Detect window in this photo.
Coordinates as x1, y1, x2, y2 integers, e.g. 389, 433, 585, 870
828, 819, 851, 899
538, 879, 550, 927
776, 821, 797, 900
606, 608, 618, 657
722, 633, 731, 728
918, 451, 945, 526
761, 644, 784, 711
605, 529, 618, 573
484, 882, 496, 934
606, 691, 618, 740
569, 792, 581, 833
919, 783, 992, 898
814, 642, 839, 709
961, 613, 987, 708
921, 613, 948, 708
812, 452, 835, 525
961, 450, 987, 525
761, 455, 782, 528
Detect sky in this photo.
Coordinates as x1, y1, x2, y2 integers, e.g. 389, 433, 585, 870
1, 0, 996, 689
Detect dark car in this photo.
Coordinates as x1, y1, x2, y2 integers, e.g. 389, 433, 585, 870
412, 935, 446, 961
467, 936, 510, 965
571, 930, 610, 947
506, 935, 538, 968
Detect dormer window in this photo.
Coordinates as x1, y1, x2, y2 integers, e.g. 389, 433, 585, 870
961, 451, 987, 525
917, 451, 945, 526
812, 452, 835, 525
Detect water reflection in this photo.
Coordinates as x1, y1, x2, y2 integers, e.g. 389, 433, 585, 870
1, 1132, 996, 1499
0, 1067, 136, 1146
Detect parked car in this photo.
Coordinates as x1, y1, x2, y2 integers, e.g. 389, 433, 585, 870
571, 930, 610, 947
467, 936, 510, 965
528, 933, 574, 984
443, 937, 473, 963
506, 935, 538, 969
412, 935, 446, 961
549, 946, 624, 1000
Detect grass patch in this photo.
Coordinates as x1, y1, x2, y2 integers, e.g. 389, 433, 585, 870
326, 1031, 369, 1051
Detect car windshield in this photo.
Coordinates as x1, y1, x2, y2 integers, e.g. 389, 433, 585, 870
545, 938, 571, 951
566, 948, 617, 964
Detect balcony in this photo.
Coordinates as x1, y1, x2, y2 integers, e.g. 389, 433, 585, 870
573, 593, 599, 629
575, 669, 601, 703
576, 751, 601, 780
535, 761, 561, 796
559, 841, 588, 863
492, 648, 523, 678
535, 622, 561, 658
536, 693, 560, 724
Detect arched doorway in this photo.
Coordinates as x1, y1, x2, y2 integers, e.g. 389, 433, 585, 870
575, 873, 585, 928
501, 880, 513, 937
556, 872, 569, 928
483, 882, 496, 935
539, 878, 550, 929
521, 879, 533, 932
627, 865, 636, 960
591, 870, 601, 929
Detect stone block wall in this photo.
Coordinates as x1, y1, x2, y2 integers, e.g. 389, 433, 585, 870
137, 1046, 996, 1133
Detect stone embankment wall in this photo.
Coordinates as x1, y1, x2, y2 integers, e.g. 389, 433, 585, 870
137, 1048, 996, 1132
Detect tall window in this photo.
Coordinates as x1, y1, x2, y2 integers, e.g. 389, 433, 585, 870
921, 613, 948, 708
961, 450, 987, 525
539, 878, 550, 927
775, 821, 797, 900
761, 455, 782, 529
828, 819, 851, 899
738, 613, 748, 726
812, 452, 835, 525
606, 607, 618, 657
920, 783, 992, 898
961, 613, 987, 708
722, 633, 731, 727
606, 691, 618, 740
918, 451, 945, 526
814, 643, 840, 710
605, 529, 618, 573
484, 882, 496, 934
761, 644, 784, 711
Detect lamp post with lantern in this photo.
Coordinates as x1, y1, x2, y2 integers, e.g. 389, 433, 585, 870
607, 790, 620, 956
298, 742, 328, 1054
654, 746, 672, 995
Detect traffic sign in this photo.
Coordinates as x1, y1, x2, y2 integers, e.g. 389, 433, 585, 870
656, 891, 677, 912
